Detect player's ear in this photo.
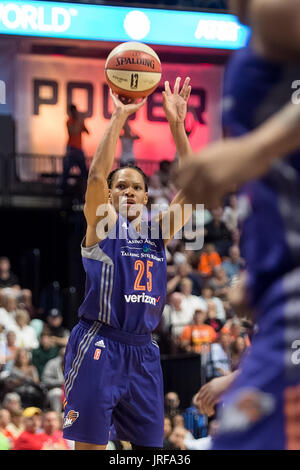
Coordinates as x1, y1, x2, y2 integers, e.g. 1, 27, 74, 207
108, 188, 112, 203
143, 192, 148, 206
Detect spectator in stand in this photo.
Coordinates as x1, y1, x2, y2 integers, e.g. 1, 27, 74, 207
168, 426, 191, 450
2, 392, 23, 414
0, 289, 18, 333
207, 266, 231, 300
222, 246, 245, 282
184, 420, 219, 451
4, 348, 44, 408
231, 336, 248, 371
222, 194, 239, 232
164, 391, 181, 418
17, 289, 36, 319
179, 309, 217, 354
205, 332, 232, 381
0, 257, 20, 290
45, 309, 70, 348
198, 243, 222, 278
6, 408, 24, 441
162, 292, 193, 340
157, 160, 172, 187
41, 348, 65, 413
4, 330, 18, 369
222, 318, 251, 348
167, 262, 203, 297
205, 300, 224, 337
199, 286, 226, 322
13, 407, 48, 450
204, 207, 232, 257
41, 410, 70, 450
119, 119, 140, 166
180, 277, 206, 321
14, 309, 39, 350
182, 394, 207, 439
147, 172, 171, 210
0, 408, 14, 448
0, 431, 10, 450
61, 104, 89, 192
163, 415, 173, 449
31, 327, 60, 380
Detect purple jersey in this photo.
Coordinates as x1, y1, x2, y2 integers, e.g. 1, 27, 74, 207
222, 44, 300, 310
78, 213, 167, 334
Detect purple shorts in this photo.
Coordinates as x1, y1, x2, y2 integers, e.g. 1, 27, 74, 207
63, 318, 164, 446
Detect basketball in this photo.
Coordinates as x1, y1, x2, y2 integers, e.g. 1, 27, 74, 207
105, 41, 162, 100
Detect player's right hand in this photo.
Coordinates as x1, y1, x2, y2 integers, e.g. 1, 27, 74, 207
194, 375, 233, 416
110, 89, 147, 117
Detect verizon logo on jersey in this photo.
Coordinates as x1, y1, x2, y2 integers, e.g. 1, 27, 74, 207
124, 293, 160, 306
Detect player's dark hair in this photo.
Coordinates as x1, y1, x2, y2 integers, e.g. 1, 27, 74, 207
107, 164, 148, 192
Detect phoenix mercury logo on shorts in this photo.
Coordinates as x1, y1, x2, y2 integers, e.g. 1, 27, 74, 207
63, 410, 79, 428
124, 293, 160, 305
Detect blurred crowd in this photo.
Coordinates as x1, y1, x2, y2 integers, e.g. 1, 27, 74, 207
0, 160, 252, 450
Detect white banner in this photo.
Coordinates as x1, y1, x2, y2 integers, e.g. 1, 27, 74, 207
15, 54, 223, 163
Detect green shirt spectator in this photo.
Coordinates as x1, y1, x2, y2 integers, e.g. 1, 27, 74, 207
31, 328, 59, 379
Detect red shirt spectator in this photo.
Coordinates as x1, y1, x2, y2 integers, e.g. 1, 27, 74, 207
13, 407, 48, 450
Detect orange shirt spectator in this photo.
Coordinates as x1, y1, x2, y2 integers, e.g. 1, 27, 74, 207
179, 309, 217, 353
198, 244, 221, 277
67, 117, 84, 150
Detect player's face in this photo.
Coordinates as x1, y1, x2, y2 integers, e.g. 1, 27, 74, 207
109, 168, 148, 221
229, 0, 251, 24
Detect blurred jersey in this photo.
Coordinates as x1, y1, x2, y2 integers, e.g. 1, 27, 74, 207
78, 214, 167, 334
222, 44, 300, 312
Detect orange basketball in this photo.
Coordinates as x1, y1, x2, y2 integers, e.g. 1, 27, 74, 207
105, 41, 162, 100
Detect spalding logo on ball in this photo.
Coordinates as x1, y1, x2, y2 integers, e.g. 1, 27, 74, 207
105, 41, 162, 100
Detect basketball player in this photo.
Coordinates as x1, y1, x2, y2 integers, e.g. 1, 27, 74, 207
62, 77, 193, 450
178, 0, 300, 449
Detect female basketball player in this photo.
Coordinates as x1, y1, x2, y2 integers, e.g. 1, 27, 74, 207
62, 77, 193, 450
179, 0, 300, 450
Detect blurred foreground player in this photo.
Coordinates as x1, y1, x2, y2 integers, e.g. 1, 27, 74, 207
63, 78, 194, 450
179, 0, 300, 450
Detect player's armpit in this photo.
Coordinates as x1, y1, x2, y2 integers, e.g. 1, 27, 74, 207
84, 175, 117, 246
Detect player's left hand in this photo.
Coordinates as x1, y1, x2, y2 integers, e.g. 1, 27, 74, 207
162, 77, 191, 124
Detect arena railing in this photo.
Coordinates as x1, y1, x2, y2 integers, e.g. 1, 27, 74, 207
0, 153, 161, 199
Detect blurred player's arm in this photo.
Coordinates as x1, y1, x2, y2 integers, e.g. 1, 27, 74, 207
84, 92, 146, 247
159, 77, 195, 245
178, 100, 300, 207
194, 371, 239, 416
250, 0, 300, 60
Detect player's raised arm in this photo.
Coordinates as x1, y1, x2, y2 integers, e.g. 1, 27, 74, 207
84, 92, 146, 247
177, 100, 300, 207
159, 77, 194, 245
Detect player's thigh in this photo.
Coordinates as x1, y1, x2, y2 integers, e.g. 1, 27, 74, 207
113, 342, 164, 447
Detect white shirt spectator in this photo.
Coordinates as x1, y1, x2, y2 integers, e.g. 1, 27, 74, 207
0, 308, 17, 333
14, 324, 39, 350
198, 296, 226, 322
162, 304, 194, 338
184, 435, 212, 450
